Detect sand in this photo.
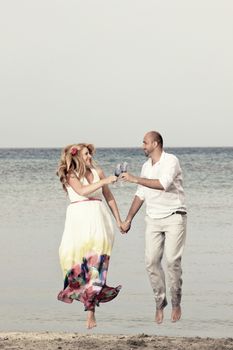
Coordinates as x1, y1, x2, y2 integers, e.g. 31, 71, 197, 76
0, 332, 233, 350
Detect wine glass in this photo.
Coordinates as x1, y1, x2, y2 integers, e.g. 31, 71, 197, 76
120, 162, 128, 187
113, 164, 122, 188
114, 162, 128, 187
114, 163, 122, 177
121, 162, 128, 173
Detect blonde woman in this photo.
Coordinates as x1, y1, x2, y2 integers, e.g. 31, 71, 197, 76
57, 143, 122, 329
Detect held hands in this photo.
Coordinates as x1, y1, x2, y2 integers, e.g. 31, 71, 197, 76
119, 219, 131, 234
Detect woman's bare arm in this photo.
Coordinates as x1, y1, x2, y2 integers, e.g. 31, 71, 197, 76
67, 171, 117, 197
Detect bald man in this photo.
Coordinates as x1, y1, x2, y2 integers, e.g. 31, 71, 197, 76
120, 131, 187, 324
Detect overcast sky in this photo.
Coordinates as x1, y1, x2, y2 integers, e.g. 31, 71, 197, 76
0, 1, 232, 147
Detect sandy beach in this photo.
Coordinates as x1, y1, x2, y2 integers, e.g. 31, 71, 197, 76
1, 332, 233, 350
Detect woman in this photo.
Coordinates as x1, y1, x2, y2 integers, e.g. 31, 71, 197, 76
57, 143, 122, 329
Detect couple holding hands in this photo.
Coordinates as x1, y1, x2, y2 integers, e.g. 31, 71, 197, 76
57, 131, 187, 329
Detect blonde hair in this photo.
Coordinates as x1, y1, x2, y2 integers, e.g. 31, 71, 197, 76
57, 143, 95, 191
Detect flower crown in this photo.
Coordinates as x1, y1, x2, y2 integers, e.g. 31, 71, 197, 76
70, 147, 78, 156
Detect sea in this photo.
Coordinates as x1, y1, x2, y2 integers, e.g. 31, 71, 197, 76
0, 147, 232, 338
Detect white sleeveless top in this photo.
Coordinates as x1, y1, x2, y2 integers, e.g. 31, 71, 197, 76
66, 168, 103, 202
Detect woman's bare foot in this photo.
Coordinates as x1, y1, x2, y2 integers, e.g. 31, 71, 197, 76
171, 305, 181, 322
86, 310, 97, 329
155, 308, 164, 324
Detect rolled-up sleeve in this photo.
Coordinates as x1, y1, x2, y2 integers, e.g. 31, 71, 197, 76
159, 157, 180, 191
135, 184, 145, 200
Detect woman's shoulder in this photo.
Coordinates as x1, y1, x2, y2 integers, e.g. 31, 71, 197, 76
92, 166, 104, 179
66, 170, 84, 184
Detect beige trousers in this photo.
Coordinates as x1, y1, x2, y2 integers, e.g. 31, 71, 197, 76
145, 213, 187, 309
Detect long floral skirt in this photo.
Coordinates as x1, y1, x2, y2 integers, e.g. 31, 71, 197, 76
57, 201, 121, 311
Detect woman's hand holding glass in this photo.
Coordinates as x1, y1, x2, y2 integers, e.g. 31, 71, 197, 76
104, 175, 118, 185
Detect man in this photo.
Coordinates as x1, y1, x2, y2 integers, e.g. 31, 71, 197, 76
120, 131, 187, 324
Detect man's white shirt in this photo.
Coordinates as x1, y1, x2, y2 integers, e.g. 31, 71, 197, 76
135, 151, 186, 219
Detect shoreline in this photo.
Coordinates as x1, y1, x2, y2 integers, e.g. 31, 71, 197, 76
1, 332, 233, 350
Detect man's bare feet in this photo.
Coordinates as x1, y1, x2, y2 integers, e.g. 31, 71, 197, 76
86, 310, 97, 329
171, 305, 181, 322
155, 308, 164, 324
